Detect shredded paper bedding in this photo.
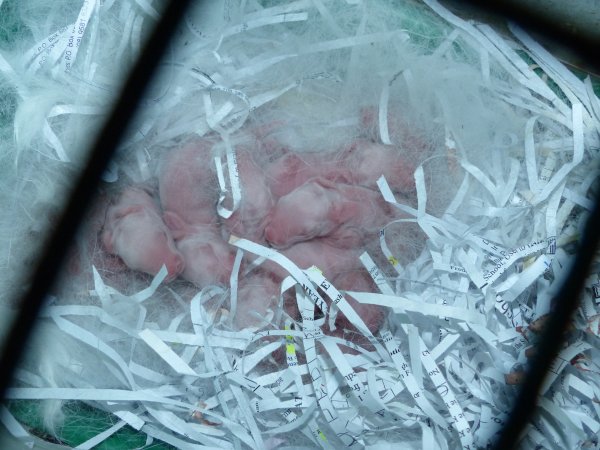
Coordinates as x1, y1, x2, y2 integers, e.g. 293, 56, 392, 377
0, 0, 600, 449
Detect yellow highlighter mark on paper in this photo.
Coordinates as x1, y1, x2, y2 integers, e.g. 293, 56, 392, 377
285, 325, 296, 355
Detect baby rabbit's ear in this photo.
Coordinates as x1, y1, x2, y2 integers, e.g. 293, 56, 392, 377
327, 195, 360, 226
163, 211, 189, 241
113, 204, 143, 220
327, 227, 362, 249
101, 229, 115, 254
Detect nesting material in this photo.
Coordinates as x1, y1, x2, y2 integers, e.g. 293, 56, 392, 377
1, 0, 600, 449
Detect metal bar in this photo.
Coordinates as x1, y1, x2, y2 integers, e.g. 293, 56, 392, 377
447, 1, 600, 448
0, 0, 192, 401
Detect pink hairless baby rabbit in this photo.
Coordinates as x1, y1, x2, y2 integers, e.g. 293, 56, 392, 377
332, 269, 385, 335
97, 113, 413, 339
264, 177, 395, 249
222, 149, 274, 243
265, 151, 352, 199
101, 186, 185, 282
259, 237, 363, 282
159, 139, 219, 226
163, 211, 235, 287
341, 139, 416, 193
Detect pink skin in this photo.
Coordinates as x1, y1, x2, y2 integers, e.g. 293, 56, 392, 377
69, 193, 133, 289
101, 186, 185, 282
222, 149, 274, 243
164, 211, 235, 287
360, 106, 430, 152
258, 238, 364, 334
354, 105, 439, 193
261, 238, 362, 282
159, 139, 219, 226
265, 151, 352, 199
332, 270, 385, 335
257, 242, 386, 353
245, 120, 291, 165
263, 107, 418, 199
264, 178, 395, 249
104, 120, 398, 330
233, 275, 279, 329
341, 139, 415, 193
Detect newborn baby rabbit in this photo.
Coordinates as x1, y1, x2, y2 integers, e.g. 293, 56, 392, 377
101, 186, 184, 282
